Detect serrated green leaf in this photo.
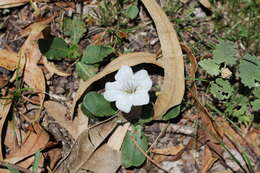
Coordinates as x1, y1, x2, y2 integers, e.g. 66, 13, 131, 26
81, 91, 117, 117
82, 45, 114, 64
199, 59, 220, 76
67, 44, 81, 59
162, 105, 180, 121
63, 15, 87, 44
121, 125, 148, 168
38, 37, 68, 61
225, 95, 250, 122
213, 40, 236, 65
253, 87, 260, 98
239, 54, 260, 88
251, 99, 260, 111
126, 5, 139, 19
76, 62, 97, 80
210, 78, 234, 100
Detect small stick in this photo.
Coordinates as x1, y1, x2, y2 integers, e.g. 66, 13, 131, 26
130, 136, 171, 173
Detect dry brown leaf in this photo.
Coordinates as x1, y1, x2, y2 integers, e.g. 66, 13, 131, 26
0, 0, 48, 8
54, 117, 118, 173
107, 122, 130, 151
0, 96, 12, 160
21, 21, 50, 105
81, 144, 121, 173
48, 148, 62, 169
42, 56, 71, 77
44, 101, 88, 139
5, 123, 49, 164
141, 0, 185, 120
70, 52, 162, 118
200, 146, 218, 173
150, 145, 184, 155
199, 0, 211, 9
0, 49, 19, 71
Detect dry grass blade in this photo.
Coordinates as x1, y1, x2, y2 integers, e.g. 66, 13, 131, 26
70, 52, 162, 118
141, 0, 185, 120
0, 0, 48, 8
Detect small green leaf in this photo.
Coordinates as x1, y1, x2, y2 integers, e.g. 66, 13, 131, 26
210, 78, 234, 100
251, 99, 260, 111
199, 59, 220, 76
81, 91, 117, 117
162, 105, 180, 121
75, 62, 97, 80
38, 37, 68, 61
63, 15, 87, 44
6, 165, 20, 173
253, 87, 260, 98
126, 5, 139, 20
67, 44, 81, 59
82, 45, 114, 64
213, 40, 236, 65
32, 151, 41, 173
225, 95, 251, 123
121, 125, 148, 168
239, 54, 260, 88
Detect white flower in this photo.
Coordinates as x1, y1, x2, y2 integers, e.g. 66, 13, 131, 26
103, 65, 152, 113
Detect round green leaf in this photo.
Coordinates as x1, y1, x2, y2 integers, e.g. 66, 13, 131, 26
82, 45, 114, 64
121, 125, 148, 168
126, 5, 139, 20
81, 91, 117, 117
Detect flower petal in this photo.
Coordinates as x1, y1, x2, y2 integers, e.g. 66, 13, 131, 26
103, 90, 122, 101
105, 81, 122, 91
115, 65, 133, 82
134, 70, 152, 91
115, 93, 133, 113
131, 91, 150, 106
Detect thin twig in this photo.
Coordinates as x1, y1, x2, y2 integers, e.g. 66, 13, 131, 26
130, 136, 171, 173
0, 160, 33, 173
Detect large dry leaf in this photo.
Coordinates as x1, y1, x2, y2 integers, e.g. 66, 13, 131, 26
80, 144, 121, 173
43, 56, 71, 77
70, 52, 162, 118
44, 101, 88, 139
0, 96, 12, 160
200, 146, 218, 173
5, 123, 49, 164
141, 0, 185, 120
54, 117, 118, 173
0, 49, 19, 71
0, 0, 48, 8
21, 21, 50, 105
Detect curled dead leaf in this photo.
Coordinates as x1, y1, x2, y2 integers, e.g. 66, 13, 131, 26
43, 56, 71, 77
0, 0, 49, 8
0, 49, 19, 71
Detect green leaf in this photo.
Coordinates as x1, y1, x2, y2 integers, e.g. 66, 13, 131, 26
198, 59, 220, 76
38, 37, 68, 61
210, 78, 234, 100
63, 15, 87, 44
251, 99, 260, 111
75, 62, 97, 80
121, 125, 148, 168
6, 165, 20, 173
67, 44, 81, 59
225, 96, 252, 123
32, 151, 41, 173
162, 105, 180, 121
126, 5, 139, 20
82, 45, 114, 64
213, 40, 236, 65
253, 87, 260, 98
239, 54, 260, 88
81, 91, 117, 117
